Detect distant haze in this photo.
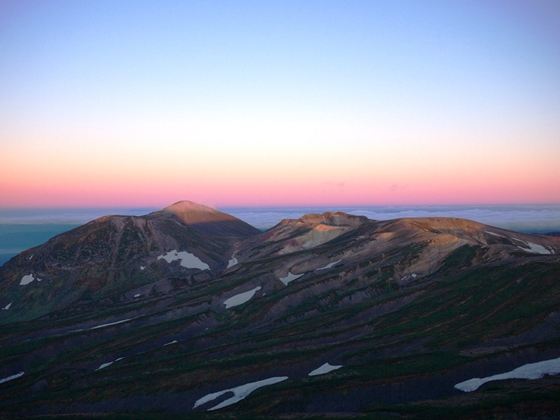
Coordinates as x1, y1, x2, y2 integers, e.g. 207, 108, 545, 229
2, 204, 560, 231
0, 208, 159, 225
222, 205, 560, 233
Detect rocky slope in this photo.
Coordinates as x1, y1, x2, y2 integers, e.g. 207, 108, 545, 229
0, 202, 559, 419
0, 201, 260, 322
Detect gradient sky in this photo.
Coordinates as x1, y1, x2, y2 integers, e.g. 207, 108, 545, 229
1, 0, 559, 208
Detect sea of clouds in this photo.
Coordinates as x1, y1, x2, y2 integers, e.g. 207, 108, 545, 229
223, 205, 560, 233
0, 208, 159, 225
1, 205, 560, 233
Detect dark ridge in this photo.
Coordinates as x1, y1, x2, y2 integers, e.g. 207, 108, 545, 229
0, 202, 559, 417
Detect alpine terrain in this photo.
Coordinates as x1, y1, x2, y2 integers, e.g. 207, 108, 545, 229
1, 201, 559, 419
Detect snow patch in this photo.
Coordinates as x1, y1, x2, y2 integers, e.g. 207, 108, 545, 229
517, 242, 551, 255
134, 294, 141, 298
193, 376, 288, 411
164, 340, 178, 346
20, 274, 41, 286
140, 266, 145, 271
455, 356, 560, 392
485, 231, 504, 238
316, 260, 342, 271
2, 303, 12, 310
227, 257, 238, 268
279, 272, 303, 286
29, 254, 33, 259
308, 363, 343, 376
96, 357, 125, 371
411, 273, 417, 278
157, 250, 210, 270
91, 319, 132, 330
0, 372, 24, 385
224, 286, 262, 309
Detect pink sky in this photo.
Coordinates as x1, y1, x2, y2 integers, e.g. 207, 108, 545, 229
2, 1, 559, 208
2, 149, 559, 207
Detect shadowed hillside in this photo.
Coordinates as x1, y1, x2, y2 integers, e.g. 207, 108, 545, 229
0, 202, 559, 419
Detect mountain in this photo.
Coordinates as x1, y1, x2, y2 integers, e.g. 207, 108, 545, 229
158, 200, 261, 237
0, 201, 260, 322
0, 202, 559, 419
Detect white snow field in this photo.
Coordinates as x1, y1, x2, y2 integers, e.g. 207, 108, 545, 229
96, 357, 125, 371
279, 272, 303, 286
2, 303, 12, 310
517, 242, 552, 255
0, 372, 24, 385
223, 286, 262, 309
157, 250, 210, 270
484, 231, 553, 254
316, 260, 342, 270
227, 257, 238, 268
485, 231, 504, 237
91, 319, 132, 330
164, 340, 178, 346
20, 274, 41, 285
455, 356, 560, 392
308, 363, 343, 376
193, 376, 289, 411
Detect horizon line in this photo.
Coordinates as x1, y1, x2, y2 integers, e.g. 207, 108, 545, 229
2, 202, 560, 210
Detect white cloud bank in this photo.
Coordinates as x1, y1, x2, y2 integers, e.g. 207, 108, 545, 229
223, 205, 560, 233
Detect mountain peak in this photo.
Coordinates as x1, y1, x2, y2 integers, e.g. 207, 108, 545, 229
162, 200, 224, 223
158, 200, 260, 237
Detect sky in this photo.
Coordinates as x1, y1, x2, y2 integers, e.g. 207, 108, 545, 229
1, 0, 559, 208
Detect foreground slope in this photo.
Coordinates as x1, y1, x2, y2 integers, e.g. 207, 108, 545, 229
0, 204, 559, 418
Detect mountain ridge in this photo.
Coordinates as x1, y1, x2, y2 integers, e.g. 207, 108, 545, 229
0, 201, 559, 418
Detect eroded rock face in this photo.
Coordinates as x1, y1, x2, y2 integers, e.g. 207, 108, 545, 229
235, 212, 369, 260
1, 202, 559, 417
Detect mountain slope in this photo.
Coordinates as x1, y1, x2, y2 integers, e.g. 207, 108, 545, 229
158, 200, 261, 237
0, 201, 259, 323
0, 204, 559, 418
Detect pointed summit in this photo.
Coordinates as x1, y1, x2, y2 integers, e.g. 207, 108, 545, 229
162, 200, 235, 225
156, 200, 260, 237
